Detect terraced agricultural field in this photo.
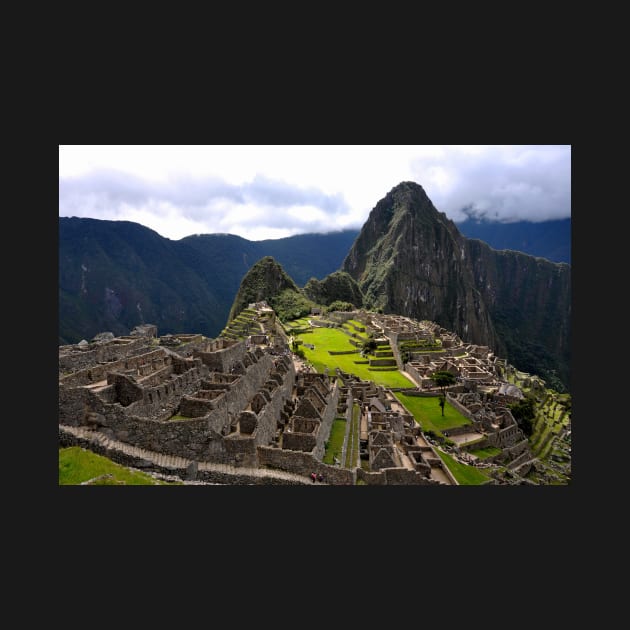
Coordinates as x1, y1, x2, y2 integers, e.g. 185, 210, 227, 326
294, 326, 413, 388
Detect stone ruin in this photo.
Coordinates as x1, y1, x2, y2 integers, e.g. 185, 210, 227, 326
59, 320, 346, 481
59, 306, 546, 484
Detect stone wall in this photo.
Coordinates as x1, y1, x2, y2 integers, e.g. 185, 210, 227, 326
123, 363, 210, 419
108, 372, 143, 407
60, 347, 170, 388
59, 428, 308, 485
442, 424, 481, 438
486, 413, 524, 449
355, 466, 444, 485
356, 468, 387, 485
251, 361, 296, 448
179, 395, 216, 418
445, 393, 477, 422
505, 446, 532, 470
224, 435, 258, 468
59, 337, 153, 374
257, 446, 355, 484
460, 437, 492, 452
369, 358, 398, 367
403, 363, 442, 389
194, 339, 247, 373
59, 349, 293, 466
59, 386, 93, 426
328, 311, 355, 324
388, 338, 404, 370
199, 354, 276, 428
313, 380, 340, 460
499, 439, 530, 466
70, 400, 228, 462
283, 431, 317, 452
398, 389, 439, 398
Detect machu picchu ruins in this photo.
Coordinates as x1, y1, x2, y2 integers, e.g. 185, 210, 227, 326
59, 303, 571, 485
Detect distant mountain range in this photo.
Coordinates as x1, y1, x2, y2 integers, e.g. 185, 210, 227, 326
59, 191, 571, 391
59, 217, 357, 344
455, 217, 570, 264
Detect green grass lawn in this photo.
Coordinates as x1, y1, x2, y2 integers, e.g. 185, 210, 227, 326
323, 418, 346, 464
394, 393, 471, 434
295, 327, 413, 388
435, 449, 491, 485
59, 447, 179, 485
469, 446, 501, 459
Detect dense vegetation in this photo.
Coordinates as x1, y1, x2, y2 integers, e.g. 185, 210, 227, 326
303, 271, 363, 307
228, 256, 303, 321
508, 396, 536, 436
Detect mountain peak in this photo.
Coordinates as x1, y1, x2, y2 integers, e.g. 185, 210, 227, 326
227, 256, 300, 321
367, 181, 456, 233
342, 181, 459, 281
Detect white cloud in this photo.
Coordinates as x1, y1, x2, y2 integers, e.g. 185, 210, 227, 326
59, 145, 571, 239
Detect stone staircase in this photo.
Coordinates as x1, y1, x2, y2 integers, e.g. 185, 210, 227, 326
59, 424, 313, 485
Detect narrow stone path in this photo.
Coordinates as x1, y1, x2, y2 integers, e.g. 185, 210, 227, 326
59, 424, 313, 484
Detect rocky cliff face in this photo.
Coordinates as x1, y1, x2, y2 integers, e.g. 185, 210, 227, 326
466, 238, 571, 390
342, 182, 571, 391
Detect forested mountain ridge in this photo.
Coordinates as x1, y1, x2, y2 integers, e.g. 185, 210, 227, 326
59, 217, 358, 344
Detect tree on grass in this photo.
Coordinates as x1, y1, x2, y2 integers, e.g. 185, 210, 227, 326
431, 370, 456, 416
362, 337, 378, 356
431, 370, 456, 392
508, 396, 536, 436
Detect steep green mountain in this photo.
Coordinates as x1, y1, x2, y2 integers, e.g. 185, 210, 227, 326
456, 217, 571, 264
342, 182, 571, 391
227, 256, 315, 322
303, 271, 363, 308
59, 218, 357, 343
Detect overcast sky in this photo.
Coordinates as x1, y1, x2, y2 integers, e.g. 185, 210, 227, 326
59, 145, 571, 241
